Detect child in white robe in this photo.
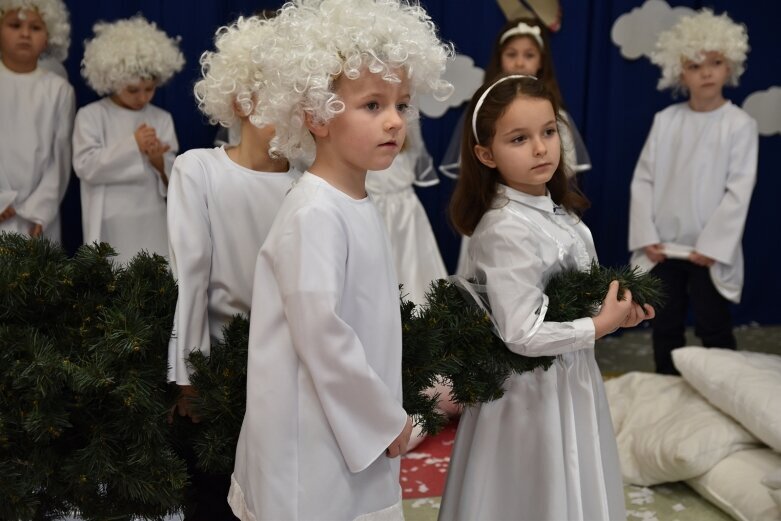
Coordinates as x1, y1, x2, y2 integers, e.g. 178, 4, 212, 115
442, 16, 591, 277
166, 15, 298, 520
440, 75, 654, 521
73, 17, 183, 265
0, 0, 74, 241
629, 9, 757, 375
227, 1, 452, 519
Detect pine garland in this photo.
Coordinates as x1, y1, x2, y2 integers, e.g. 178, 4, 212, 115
0, 233, 186, 521
0, 233, 663, 517
401, 262, 664, 435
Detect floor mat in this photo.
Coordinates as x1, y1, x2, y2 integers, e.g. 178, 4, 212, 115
400, 420, 457, 499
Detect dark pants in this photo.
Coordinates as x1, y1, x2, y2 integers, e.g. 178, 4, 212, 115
181, 445, 239, 521
650, 259, 736, 375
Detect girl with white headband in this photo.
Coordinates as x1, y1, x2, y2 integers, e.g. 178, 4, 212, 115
440, 74, 654, 520
443, 16, 591, 277
73, 16, 184, 265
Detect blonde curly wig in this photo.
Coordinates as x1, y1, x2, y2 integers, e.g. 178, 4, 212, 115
194, 15, 274, 127
81, 16, 185, 95
251, 0, 454, 161
651, 9, 749, 93
0, 0, 70, 62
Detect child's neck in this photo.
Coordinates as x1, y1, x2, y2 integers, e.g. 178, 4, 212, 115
1, 54, 37, 74
308, 155, 368, 200
226, 120, 288, 173
687, 92, 727, 113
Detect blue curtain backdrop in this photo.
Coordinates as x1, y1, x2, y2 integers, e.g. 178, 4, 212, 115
58, 0, 781, 324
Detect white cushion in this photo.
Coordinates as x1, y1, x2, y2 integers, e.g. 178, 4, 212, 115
673, 347, 781, 452
687, 448, 781, 521
604, 372, 758, 486
764, 467, 781, 490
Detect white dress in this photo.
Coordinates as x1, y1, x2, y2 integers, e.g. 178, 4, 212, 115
229, 172, 408, 521
166, 146, 299, 385
629, 101, 758, 303
439, 186, 625, 521
0, 62, 74, 239
72, 98, 178, 264
366, 120, 446, 306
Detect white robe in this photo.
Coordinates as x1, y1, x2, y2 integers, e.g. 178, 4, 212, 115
166, 146, 298, 385
366, 120, 446, 306
0, 62, 74, 238
229, 172, 407, 521
72, 98, 177, 264
439, 186, 625, 521
629, 101, 758, 303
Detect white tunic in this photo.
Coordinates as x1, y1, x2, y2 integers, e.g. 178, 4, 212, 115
166, 146, 299, 385
0, 62, 74, 237
229, 173, 408, 521
72, 98, 178, 264
366, 121, 446, 306
439, 186, 625, 521
629, 101, 758, 302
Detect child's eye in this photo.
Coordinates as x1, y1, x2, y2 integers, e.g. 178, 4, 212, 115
511, 135, 527, 144
544, 127, 557, 137
366, 102, 380, 111
396, 103, 409, 113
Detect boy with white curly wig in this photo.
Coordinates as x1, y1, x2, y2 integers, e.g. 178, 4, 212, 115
0, 0, 74, 242
229, 0, 452, 519
166, 13, 298, 520
73, 16, 184, 264
629, 9, 758, 375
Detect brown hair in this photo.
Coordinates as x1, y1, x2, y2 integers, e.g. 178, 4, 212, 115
449, 75, 589, 236
483, 17, 564, 110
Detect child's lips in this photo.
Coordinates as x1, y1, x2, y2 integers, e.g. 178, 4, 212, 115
532, 162, 552, 170
379, 141, 398, 148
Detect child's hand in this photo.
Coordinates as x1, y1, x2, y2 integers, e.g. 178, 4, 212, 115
644, 244, 666, 263
29, 223, 43, 237
144, 140, 171, 160
167, 385, 201, 424
386, 416, 413, 458
134, 123, 159, 154
0, 205, 15, 223
592, 281, 655, 339
689, 251, 715, 267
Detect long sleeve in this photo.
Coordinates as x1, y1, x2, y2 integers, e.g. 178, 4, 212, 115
273, 205, 407, 473
166, 154, 212, 385
696, 118, 758, 264
15, 84, 75, 226
473, 214, 595, 357
628, 115, 661, 251
156, 111, 179, 197
72, 107, 148, 186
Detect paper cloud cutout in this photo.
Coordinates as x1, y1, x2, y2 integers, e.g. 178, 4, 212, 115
742, 87, 781, 136
611, 0, 694, 60
418, 54, 484, 118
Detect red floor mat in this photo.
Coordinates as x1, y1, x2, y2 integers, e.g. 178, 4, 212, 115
400, 420, 457, 499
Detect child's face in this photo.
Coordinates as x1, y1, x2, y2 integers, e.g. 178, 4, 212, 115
500, 36, 542, 76
474, 95, 560, 197
316, 68, 410, 174
0, 8, 48, 68
680, 51, 730, 101
111, 79, 159, 111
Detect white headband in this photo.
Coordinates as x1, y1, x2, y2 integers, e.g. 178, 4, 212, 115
471, 74, 537, 142
499, 21, 544, 48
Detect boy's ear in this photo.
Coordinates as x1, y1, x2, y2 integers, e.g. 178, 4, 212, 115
305, 111, 329, 138
474, 144, 496, 169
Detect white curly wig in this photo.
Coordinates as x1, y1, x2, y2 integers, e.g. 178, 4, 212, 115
0, 0, 70, 61
194, 16, 274, 127
81, 16, 185, 95
251, 0, 454, 161
651, 9, 749, 93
